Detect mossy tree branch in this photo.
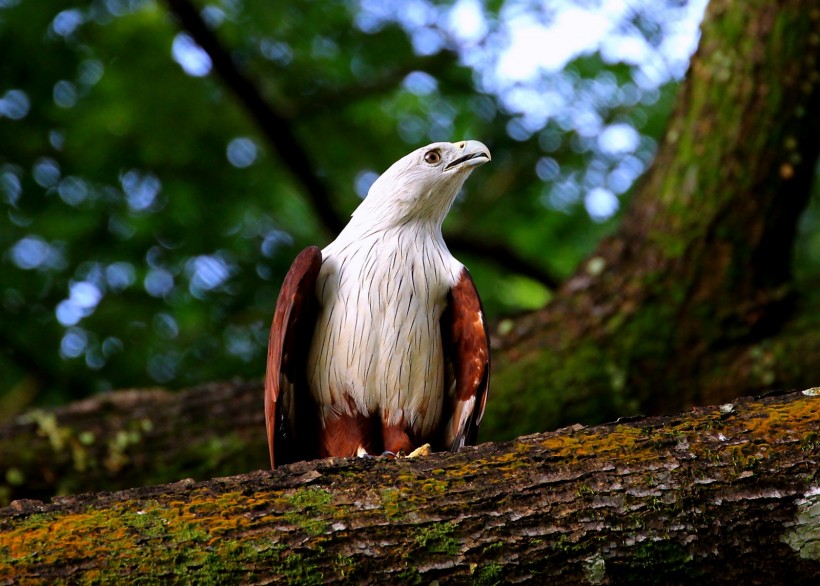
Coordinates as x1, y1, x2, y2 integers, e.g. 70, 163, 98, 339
1, 389, 818, 583
0, 382, 269, 507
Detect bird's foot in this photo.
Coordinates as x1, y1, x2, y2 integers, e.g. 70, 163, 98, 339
405, 443, 431, 458
373, 444, 431, 460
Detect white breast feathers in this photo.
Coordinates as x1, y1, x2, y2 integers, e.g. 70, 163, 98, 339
307, 224, 462, 438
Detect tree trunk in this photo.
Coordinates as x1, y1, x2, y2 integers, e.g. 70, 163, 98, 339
485, 0, 820, 439
1, 389, 818, 584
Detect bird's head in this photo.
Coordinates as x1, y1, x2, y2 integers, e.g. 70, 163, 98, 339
350, 140, 491, 230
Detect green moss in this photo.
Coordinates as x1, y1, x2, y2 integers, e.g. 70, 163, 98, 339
380, 487, 404, 520
125, 507, 168, 538
332, 553, 356, 580
285, 487, 333, 536
397, 567, 423, 584
629, 540, 695, 579
0, 491, 337, 585
418, 477, 447, 496
287, 487, 332, 509
801, 432, 818, 452
486, 340, 621, 441
729, 445, 763, 472
551, 533, 589, 555
275, 550, 323, 585
575, 483, 595, 497
531, 395, 819, 477
414, 522, 459, 555
474, 562, 504, 585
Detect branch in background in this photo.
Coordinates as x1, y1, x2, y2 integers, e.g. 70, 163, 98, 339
162, 0, 346, 237
162, 0, 560, 286
445, 234, 560, 288
0, 381, 268, 505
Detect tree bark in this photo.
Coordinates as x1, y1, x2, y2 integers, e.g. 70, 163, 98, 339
1, 389, 818, 584
485, 0, 820, 439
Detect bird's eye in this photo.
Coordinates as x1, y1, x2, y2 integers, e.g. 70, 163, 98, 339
424, 150, 441, 164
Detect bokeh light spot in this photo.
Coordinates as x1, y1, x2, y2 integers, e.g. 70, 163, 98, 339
226, 137, 258, 168
144, 268, 174, 297
354, 170, 379, 199
53, 80, 78, 108
121, 170, 161, 211
52, 9, 84, 37
60, 328, 88, 358
403, 71, 437, 96
0, 167, 22, 205
33, 158, 61, 188
585, 187, 619, 222
10, 236, 55, 270
172, 33, 212, 77
0, 89, 30, 120
58, 176, 89, 206
105, 262, 136, 291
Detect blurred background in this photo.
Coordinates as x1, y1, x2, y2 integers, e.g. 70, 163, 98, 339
1, 0, 818, 421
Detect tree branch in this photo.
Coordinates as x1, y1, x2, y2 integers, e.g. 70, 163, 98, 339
0, 381, 268, 505
2, 389, 818, 582
162, 0, 346, 237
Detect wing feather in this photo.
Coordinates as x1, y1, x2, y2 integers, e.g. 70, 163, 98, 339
265, 246, 322, 468
441, 267, 490, 451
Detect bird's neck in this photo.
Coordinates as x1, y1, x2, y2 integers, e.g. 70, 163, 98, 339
346, 183, 461, 238
336, 214, 446, 248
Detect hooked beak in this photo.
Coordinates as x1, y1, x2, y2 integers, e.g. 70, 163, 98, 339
445, 140, 491, 171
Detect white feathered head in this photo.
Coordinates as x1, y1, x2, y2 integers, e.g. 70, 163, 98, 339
350, 140, 491, 229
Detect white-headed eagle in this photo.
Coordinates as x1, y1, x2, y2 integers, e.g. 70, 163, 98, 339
265, 140, 491, 467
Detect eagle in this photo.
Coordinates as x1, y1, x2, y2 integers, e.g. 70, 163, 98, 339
265, 140, 491, 468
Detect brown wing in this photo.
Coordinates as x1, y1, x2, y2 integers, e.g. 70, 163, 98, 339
265, 246, 322, 468
441, 267, 490, 451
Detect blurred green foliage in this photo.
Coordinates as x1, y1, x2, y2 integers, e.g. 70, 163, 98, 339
0, 0, 816, 417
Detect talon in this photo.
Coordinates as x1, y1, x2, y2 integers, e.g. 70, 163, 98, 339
381, 450, 397, 459
406, 443, 431, 458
